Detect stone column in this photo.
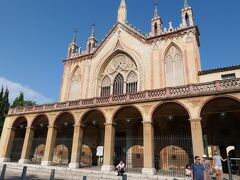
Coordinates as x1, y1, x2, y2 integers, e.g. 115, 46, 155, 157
0, 128, 15, 162
190, 118, 204, 157
41, 126, 57, 166
69, 124, 84, 168
142, 121, 156, 175
126, 130, 132, 168
101, 123, 115, 172
19, 127, 35, 164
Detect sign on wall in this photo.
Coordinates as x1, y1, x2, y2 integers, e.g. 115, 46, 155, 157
96, 146, 104, 156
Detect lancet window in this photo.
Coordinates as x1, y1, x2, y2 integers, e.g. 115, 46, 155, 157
165, 45, 184, 87
126, 71, 138, 93
69, 67, 81, 100
113, 73, 124, 95
100, 76, 111, 97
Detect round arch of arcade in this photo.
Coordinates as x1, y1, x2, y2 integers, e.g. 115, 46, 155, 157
199, 95, 240, 171
8, 114, 50, 164
78, 109, 106, 167
151, 101, 193, 173
112, 105, 144, 173
5, 95, 240, 174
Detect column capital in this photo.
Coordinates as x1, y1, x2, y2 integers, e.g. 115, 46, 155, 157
73, 124, 85, 128
47, 125, 56, 128
189, 118, 202, 122
104, 123, 116, 126
142, 121, 153, 125
7, 127, 17, 130
26, 126, 34, 130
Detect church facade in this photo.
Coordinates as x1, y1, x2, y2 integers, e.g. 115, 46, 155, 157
0, 0, 240, 175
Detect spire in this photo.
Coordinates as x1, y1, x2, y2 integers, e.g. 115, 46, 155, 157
120, 0, 126, 7
153, 0, 159, 19
72, 30, 77, 44
90, 24, 95, 38
184, 0, 189, 9
87, 24, 97, 53
118, 0, 127, 24
67, 30, 79, 59
151, 0, 162, 36
181, 0, 194, 27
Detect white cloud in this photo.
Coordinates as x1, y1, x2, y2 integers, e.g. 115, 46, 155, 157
0, 77, 53, 104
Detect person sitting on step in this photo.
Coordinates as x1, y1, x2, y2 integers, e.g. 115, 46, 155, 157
116, 160, 125, 176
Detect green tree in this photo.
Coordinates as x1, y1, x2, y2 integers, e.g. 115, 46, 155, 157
11, 92, 36, 108
0, 87, 10, 132
0, 86, 3, 102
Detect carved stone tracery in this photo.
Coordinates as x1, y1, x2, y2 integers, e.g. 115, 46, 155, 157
99, 54, 139, 96
165, 45, 184, 87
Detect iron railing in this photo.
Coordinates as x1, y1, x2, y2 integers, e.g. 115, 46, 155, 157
52, 138, 73, 167
154, 135, 193, 177
114, 137, 143, 173
230, 158, 240, 177
9, 138, 24, 162
29, 138, 46, 164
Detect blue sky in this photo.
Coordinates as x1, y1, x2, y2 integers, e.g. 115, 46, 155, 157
0, 0, 240, 103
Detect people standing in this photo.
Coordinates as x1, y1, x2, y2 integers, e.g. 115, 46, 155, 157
213, 150, 226, 180
191, 156, 206, 180
202, 154, 211, 180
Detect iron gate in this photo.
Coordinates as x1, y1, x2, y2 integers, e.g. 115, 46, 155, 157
9, 138, 24, 162
154, 135, 193, 177
52, 138, 73, 167
229, 158, 240, 179
114, 137, 143, 173
29, 138, 46, 164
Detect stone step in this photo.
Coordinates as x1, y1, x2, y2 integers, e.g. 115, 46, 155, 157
0, 163, 183, 180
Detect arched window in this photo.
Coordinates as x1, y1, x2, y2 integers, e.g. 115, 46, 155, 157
113, 73, 124, 95
69, 67, 81, 100
98, 53, 140, 97
126, 71, 138, 93
185, 13, 190, 27
101, 76, 111, 97
165, 45, 184, 87
154, 23, 158, 34
88, 43, 91, 53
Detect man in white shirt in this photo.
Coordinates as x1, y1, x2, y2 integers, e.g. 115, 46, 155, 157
116, 160, 125, 176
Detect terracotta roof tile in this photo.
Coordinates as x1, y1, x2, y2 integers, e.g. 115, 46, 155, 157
198, 65, 240, 75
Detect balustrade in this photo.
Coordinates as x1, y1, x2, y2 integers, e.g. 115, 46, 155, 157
8, 78, 240, 115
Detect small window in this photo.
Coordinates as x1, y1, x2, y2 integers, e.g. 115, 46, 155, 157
154, 23, 158, 34
185, 13, 190, 26
221, 73, 236, 80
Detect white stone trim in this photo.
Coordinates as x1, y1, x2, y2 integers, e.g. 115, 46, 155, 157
142, 168, 156, 175
18, 159, 30, 164
101, 165, 115, 172
41, 161, 52, 166
0, 158, 10, 163
69, 163, 80, 169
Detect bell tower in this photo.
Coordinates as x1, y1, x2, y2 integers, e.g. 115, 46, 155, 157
151, 0, 162, 36
67, 32, 79, 59
181, 0, 194, 27
86, 24, 98, 53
